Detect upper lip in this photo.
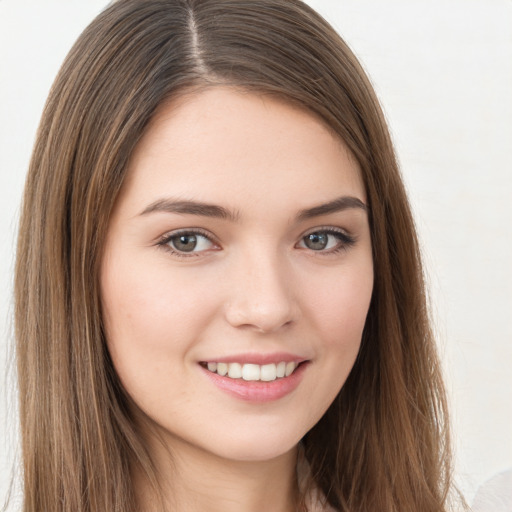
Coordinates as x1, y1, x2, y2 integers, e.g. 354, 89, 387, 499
199, 352, 309, 365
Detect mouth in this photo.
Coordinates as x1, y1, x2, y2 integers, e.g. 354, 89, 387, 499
199, 360, 304, 382
199, 357, 309, 402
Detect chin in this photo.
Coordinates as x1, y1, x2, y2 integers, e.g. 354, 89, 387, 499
211, 437, 300, 463
158, 418, 307, 465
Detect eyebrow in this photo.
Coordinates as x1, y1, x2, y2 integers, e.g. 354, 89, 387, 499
296, 196, 368, 221
139, 195, 367, 221
139, 199, 239, 221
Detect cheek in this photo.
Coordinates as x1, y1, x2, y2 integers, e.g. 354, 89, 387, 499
102, 251, 214, 343
306, 264, 373, 348
100, 253, 218, 397
290, 268, 373, 434
299, 259, 373, 398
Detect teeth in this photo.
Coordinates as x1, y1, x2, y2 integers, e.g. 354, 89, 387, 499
217, 362, 228, 376
205, 361, 299, 381
242, 364, 260, 381
228, 362, 242, 379
260, 363, 276, 382
285, 362, 296, 377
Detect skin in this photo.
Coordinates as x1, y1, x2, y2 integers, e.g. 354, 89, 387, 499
101, 87, 374, 512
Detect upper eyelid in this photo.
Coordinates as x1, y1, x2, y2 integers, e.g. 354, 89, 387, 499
156, 225, 355, 248
297, 226, 357, 247
157, 227, 217, 244
156, 229, 219, 258
300, 225, 353, 238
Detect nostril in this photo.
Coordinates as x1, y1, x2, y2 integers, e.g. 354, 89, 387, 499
224, 300, 298, 334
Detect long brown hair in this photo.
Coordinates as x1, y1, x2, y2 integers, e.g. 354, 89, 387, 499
15, 0, 454, 510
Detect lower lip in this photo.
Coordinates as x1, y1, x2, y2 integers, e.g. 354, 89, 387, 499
200, 362, 308, 402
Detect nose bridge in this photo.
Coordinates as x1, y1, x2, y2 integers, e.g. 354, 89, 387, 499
224, 244, 297, 333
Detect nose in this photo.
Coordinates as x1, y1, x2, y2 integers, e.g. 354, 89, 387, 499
224, 250, 299, 334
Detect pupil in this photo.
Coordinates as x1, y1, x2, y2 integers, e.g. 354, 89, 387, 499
174, 234, 197, 252
306, 232, 328, 250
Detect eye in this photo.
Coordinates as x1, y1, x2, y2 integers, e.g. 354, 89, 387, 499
158, 229, 216, 255
298, 229, 355, 253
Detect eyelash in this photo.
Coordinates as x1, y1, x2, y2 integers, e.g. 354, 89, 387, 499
299, 227, 356, 255
157, 228, 218, 258
156, 227, 356, 258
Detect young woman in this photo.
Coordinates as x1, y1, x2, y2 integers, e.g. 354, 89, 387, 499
14, 0, 456, 510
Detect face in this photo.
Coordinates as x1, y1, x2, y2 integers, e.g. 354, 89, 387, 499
101, 87, 373, 464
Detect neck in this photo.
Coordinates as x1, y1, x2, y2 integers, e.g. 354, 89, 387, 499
133, 435, 300, 512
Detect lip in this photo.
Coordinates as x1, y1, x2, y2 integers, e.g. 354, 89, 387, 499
199, 359, 309, 402
200, 352, 307, 365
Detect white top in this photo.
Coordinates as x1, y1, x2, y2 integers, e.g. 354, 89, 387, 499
296, 449, 336, 512
472, 470, 512, 512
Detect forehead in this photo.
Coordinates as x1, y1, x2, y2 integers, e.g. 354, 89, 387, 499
120, 86, 365, 216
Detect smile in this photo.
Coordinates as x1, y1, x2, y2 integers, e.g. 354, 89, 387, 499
202, 361, 299, 382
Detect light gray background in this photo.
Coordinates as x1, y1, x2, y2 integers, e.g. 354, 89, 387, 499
1, 0, 511, 508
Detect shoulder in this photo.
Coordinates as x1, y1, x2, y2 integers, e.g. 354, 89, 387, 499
307, 499, 337, 512
472, 469, 512, 512
297, 448, 337, 512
